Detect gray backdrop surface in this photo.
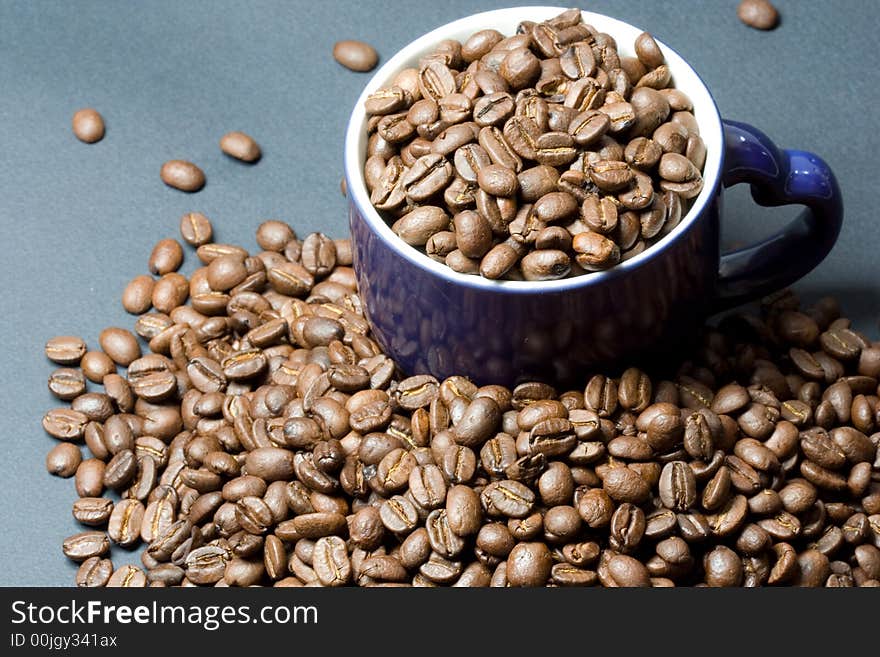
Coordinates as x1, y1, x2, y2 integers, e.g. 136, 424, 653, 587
0, 0, 877, 585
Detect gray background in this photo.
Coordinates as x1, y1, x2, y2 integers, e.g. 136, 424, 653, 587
0, 0, 877, 585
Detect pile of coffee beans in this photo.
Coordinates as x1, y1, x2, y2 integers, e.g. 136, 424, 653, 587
361, 9, 706, 280
41, 214, 879, 586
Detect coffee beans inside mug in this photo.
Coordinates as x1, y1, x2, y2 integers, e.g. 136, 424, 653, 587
361, 9, 707, 280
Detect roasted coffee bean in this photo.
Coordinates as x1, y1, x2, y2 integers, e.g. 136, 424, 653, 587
47, 442, 82, 477
607, 554, 651, 587
108, 499, 145, 547
333, 39, 378, 72
603, 467, 650, 504
658, 461, 697, 511
63, 531, 110, 562
45, 336, 88, 365
43, 408, 88, 441
506, 542, 552, 586
72, 497, 113, 526
179, 212, 213, 247
704, 546, 743, 587
148, 238, 184, 276
161, 160, 205, 192
220, 131, 261, 162
71, 108, 105, 143
738, 0, 779, 30
76, 557, 113, 587
481, 480, 535, 518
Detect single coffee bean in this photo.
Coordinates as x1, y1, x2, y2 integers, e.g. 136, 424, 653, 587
333, 39, 378, 72
45, 335, 87, 365
704, 546, 743, 587
481, 479, 535, 518
63, 531, 110, 562
160, 160, 205, 192
47, 442, 82, 477
121, 275, 155, 315
312, 535, 351, 586
149, 238, 184, 276
220, 131, 261, 162
658, 461, 697, 511
42, 408, 88, 440
71, 107, 105, 143
446, 484, 481, 536
634, 32, 665, 69
48, 368, 86, 401
179, 212, 213, 247
108, 499, 146, 547
506, 542, 552, 586
603, 467, 650, 504
738, 0, 779, 30
607, 554, 651, 587
99, 327, 141, 366
76, 557, 113, 587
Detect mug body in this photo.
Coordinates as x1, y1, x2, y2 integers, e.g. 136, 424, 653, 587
345, 7, 725, 386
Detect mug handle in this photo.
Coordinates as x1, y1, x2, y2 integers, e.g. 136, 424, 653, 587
713, 119, 843, 311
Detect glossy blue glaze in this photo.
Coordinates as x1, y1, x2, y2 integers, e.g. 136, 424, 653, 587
350, 121, 843, 386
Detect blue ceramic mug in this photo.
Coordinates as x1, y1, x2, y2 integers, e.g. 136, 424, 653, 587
344, 7, 843, 386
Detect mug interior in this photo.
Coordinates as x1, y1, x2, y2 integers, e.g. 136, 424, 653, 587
344, 6, 724, 293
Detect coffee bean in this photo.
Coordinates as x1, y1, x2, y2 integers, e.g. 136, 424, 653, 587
481, 480, 535, 518
603, 467, 650, 504
42, 407, 88, 441
507, 542, 552, 586
220, 131, 261, 162
704, 546, 743, 587
120, 275, 154, 315
572, 231, 620, 270
45, 336, 87, 365
76, 557, 113, 587
333, 40, 378, 72
71, 107, 105, 143
108, 499, 145, 547
63, 531, 110, 562
47, 368, 86, 401
148, 238, 184, 276
738, 0, 779, 30
446, 485, 481, 536
98, 327, 141, 366
161, 160, 205, 192
179, 212, 213, 247
47, 442, 82, 477
658, 461, 697, 511
607, 554, 651, 587
151, 273, 189, 313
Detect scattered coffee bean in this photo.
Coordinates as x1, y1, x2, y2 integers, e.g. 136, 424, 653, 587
333, 40, 379, 72
149, 239, 184, 275
71, 108, 105, 143
45, 336, 87, 365
98, 327, 141, 367
737, 0, 780, 31
46, 443, 82, 478
161, 160, 205, 192
179, 212, 214, 247
220, 131, 262, 163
